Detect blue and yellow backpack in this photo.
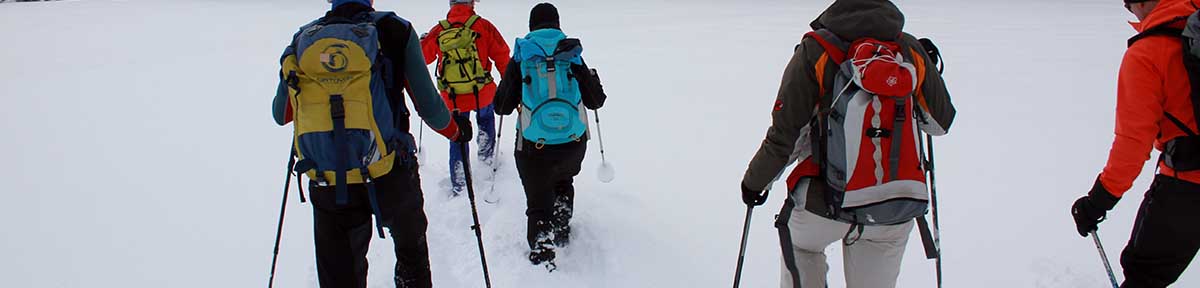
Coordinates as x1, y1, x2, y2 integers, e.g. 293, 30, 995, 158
279, 11, 413, 237
514, 29, 587, 148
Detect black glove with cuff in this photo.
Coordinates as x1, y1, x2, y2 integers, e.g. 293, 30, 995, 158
453, 114, 473, 144
1072, 178, 1121, 237
741, 183, 769, 207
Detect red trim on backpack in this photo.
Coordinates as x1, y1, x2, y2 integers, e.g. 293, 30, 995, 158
785, 158, 820, 191
805, 31, 846, 63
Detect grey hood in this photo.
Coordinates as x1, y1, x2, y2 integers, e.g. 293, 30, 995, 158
810, 0, 905, 41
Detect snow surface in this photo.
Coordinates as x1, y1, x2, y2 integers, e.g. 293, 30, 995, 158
1, 0, 1197, 287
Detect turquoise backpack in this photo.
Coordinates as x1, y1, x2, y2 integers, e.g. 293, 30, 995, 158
515, 29, 587, 147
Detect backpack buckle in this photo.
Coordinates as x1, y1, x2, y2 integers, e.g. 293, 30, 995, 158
330, 95, 346, 120
866, 128, 891, 138
545, 57, 556, 72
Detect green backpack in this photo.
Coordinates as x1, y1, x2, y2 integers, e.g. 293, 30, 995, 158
436, 15, 491, 97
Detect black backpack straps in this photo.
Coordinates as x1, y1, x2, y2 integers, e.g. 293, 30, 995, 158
360, 167, 387, 239
1129, 20, 1200, 136
918, 38, 944, 74
329, 94, 350, 206
1128, 23, 1185, 47
1165, 112, 1198, 136
1183, 29, 1200, 137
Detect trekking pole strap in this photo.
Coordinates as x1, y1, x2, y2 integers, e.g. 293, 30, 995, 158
916, 216, 940, 259
361, 168, 387, 239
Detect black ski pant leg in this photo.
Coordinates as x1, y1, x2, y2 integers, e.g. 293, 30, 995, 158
516, 146, 558, 250
312, 184, 374, 288
1120, 175, 1200, 288
375, 160, 432, 288
552, 143, 585, 245
514, 140, 586, 250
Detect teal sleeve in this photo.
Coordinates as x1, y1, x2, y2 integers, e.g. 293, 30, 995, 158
403, 29, 453, 130
273, 77, 288, 126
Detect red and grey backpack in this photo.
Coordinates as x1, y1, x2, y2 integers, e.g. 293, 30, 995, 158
791, 29, 938, 226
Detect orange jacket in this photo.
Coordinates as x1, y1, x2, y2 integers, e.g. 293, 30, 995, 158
420, 4, 511, 112
1100, 0, 1200, 197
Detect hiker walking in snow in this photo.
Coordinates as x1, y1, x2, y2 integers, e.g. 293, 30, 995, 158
420, 0, 511, 197
739, 0, 955, 287
1071, 1, 1200, 287
272, 0, 472, 286
494, 2, 607, 270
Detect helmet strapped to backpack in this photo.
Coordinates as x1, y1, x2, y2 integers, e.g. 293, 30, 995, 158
801, 29, 930, 226
436, 15, 492, 99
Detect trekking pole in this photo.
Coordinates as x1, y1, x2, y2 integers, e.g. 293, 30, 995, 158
732, 204, 755, 288
458, 140, 493, 288
418, 122, 425, 154
486, 115, 503, 202
925, 134, 944, 288
732, 189, 767, 288
451, 92, 494, 287
593, 109, 615, 183
1091, 231, 1120, 288
268, 150, 296, 288
594, 110, 608, 164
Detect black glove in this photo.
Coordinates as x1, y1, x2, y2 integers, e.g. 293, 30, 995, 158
1072, 178, 1121, 237
453, 114, 473, 143
741, 183, 769, 207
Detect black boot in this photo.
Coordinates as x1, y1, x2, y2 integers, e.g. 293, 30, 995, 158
552, 191, 574, 247
528, 219, 557, 271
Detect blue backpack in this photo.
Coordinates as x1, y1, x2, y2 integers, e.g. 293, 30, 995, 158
514, 29, 587, 147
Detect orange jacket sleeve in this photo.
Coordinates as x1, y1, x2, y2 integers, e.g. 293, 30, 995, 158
483, 21, 511, 75
1099, 42, 1167, 197
420, 25, 443, 65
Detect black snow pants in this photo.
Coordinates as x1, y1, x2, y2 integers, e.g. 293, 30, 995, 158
514, 139, 586, 250
1120, 175, 1200, 288
309, 158, 431, 288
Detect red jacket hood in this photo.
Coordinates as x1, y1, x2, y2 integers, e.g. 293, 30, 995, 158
1131, 0, 1197, 32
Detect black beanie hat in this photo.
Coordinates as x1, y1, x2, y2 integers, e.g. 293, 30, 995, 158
529, 3, 560, 31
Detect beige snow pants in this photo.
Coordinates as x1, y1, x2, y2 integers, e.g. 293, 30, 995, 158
776, 179, 914, 288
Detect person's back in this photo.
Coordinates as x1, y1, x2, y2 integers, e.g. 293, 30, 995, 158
1071, 1, 1200, 287
739, 0, 954, 287
419, 0, 511, 196
272, 0, 469, 287
494, 2, 607, 271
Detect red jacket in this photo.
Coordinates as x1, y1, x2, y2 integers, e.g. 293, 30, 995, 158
421, 4, 511, 112
1100, 0, 1200, 197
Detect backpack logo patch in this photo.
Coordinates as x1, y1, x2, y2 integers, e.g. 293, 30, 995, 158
320, 44, 350, 73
